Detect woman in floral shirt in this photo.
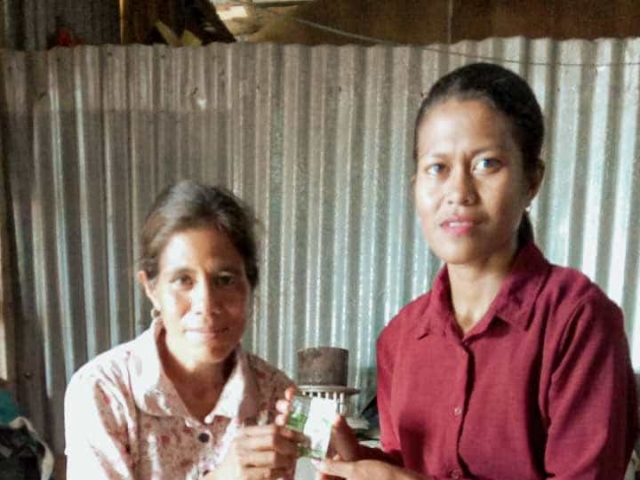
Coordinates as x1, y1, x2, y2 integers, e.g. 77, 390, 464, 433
65, 181, 305, 480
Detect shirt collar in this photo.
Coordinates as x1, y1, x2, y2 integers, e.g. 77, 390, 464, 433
488, 242, 550, 329
415, 267, 455, 338
128, 319, 259, 422
416, 242, 551, 338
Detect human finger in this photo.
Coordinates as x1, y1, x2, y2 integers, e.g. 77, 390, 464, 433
275, 398, 291, 416
275, 387, 297, 426
244, 423, 309, 446
275, 386, 297, 412
237, 426, 305, 456
236, 449, 297, 471
316, 454, 344, 480
328, 415, 360, 461
312, 457, 353, 478
284, 386, 296, 401
245, 466, 291, 480
241, 424, 294, 439
264, 467, 291, 479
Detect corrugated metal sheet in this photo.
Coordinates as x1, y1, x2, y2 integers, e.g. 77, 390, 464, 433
1, 39, 639, 453
1, 0, 119, 49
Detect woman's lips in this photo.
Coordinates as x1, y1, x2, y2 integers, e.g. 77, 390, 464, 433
441, 218, 476, 235
185, 327, 229, 339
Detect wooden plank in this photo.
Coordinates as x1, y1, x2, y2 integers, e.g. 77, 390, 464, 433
248, 0, 640, 44
0, 130, 16, 393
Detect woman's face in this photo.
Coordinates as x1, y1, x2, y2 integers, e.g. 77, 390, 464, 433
140, 227, 251, 367
414, 98, 540, 267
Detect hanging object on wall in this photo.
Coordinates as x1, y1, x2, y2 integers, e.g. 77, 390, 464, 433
51, 16, 85, 48
151, 21, 203, 47
184, 0, 236, 43
54, 27, 85, 47
122, 0, 235, 45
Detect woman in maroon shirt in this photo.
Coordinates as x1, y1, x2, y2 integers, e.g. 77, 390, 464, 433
306, 63, 639, 479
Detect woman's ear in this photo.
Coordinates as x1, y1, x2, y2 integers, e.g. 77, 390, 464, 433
527, 159, 545, 202
137, 270, 160, 309
410, 172, 417, 198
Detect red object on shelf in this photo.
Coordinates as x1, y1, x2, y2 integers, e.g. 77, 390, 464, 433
55, 27, 85, 47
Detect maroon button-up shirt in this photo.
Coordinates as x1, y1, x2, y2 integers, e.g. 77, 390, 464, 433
377, 242, 638, 479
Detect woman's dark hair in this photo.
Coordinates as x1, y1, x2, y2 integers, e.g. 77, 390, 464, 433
414, 62, 544, 245
139, 180, 259, 289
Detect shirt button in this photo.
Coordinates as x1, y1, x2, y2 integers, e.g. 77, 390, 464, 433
450, 470, 462, 479
453, 407, 463, 416
198, 432, 210, 443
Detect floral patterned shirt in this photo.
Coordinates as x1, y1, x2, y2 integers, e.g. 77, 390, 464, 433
64, 320, 295, 480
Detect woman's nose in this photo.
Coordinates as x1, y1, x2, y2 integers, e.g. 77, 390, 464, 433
446, 167, 477, 205
193, 281, 222, 314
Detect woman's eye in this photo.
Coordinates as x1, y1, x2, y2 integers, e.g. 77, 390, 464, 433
172, 275, 194, 288
424, 163, 445, 176
215, 273, 236, 287
474, 157, 501, 172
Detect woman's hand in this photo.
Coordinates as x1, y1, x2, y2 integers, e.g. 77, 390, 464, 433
204, 423, 306, 480
326, 414, 360, 461
275, 387, 361, 462
313, 458, 430, 480
274, 387, 297, 427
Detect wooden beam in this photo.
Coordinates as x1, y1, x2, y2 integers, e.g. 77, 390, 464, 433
212, 0, 312, 4
0, 131, 15, 393
250, 0, 312, 5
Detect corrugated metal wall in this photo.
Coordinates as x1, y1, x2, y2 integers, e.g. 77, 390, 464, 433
1, 38, 639, 453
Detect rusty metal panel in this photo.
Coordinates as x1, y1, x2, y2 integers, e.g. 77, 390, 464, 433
0, 39, 639, 454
